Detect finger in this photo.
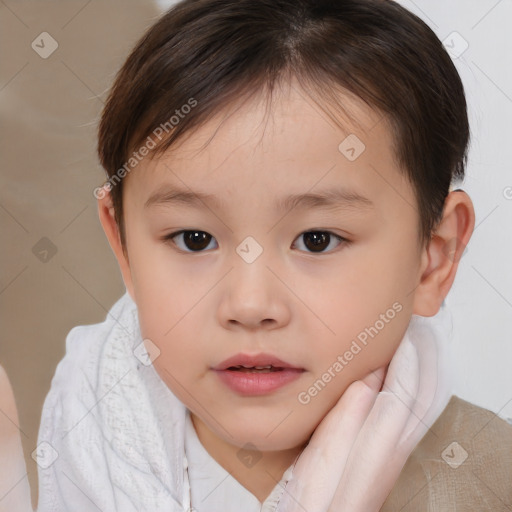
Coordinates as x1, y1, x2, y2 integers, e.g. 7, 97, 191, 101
328, 334, 421, 512
360, 366, 386, 393
400, 311, 452, 448
276, 374, 380, 512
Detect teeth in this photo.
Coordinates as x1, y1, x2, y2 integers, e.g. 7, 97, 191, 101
229, 364, 280, 372
234, 364, 273, 369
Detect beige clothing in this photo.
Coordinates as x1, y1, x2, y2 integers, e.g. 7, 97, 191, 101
382, 395, 512, 511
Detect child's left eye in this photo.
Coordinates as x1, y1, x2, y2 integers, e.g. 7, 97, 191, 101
292, 231, 348, 254
163, 230, 348, 254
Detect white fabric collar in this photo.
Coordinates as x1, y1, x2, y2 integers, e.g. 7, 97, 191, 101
184, 408, 293, 511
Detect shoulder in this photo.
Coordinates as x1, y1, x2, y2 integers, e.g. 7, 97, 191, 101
45, 291, 137, 394
38, 291, 138, 440
382, 395, 512, 512
416, 395, 512, 468
423, 394, 512, 450
37, 292, 138, 511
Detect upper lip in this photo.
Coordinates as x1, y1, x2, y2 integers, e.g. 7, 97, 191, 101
212, 352, 303, 371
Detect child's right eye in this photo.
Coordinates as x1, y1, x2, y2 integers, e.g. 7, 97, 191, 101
163, 230, 218, 253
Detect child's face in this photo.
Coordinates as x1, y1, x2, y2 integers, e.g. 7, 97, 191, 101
112, 82, 430, 452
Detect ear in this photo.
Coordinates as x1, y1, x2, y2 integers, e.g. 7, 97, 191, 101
413, 189, 475, 317
97, 185, 136, 301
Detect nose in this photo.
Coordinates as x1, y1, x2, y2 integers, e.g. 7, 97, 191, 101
217, 255, 292, 331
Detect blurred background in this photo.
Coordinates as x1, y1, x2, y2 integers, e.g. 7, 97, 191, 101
1, 0, 511, 507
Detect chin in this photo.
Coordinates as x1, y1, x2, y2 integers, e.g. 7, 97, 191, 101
218, 416, 313, 452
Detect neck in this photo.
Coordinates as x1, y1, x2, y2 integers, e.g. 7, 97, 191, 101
190, 412, 306, 503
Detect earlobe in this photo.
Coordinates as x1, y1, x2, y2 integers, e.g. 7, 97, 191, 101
97, 186, 136, 300
412, 190, 475, 317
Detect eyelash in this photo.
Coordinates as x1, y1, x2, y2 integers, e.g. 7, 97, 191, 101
162, 229, 350, 255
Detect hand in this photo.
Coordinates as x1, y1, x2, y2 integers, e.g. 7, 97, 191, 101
0, 365, 33, 512
275, 312, 451, 512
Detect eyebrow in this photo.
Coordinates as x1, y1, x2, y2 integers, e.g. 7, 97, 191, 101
144, 185, 374, 213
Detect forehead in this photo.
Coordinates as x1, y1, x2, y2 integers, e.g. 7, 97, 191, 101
125, 82, 414, 218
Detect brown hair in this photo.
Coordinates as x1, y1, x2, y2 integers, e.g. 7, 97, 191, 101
97, 0, 470, 254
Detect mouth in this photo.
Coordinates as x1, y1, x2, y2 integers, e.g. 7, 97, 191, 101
212, 352, 304, 372
212, 353, 305, 395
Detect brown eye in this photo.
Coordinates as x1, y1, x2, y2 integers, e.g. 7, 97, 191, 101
163, 229, 348, 254
293, 231, 346, 254
165, 230, 217, 252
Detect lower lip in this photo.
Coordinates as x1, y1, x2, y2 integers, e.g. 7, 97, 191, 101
214, 368, 304, 395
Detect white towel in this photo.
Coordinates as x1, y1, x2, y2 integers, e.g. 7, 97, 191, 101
37, 291, 188, 512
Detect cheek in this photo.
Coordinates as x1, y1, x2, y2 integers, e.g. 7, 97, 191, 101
322, 241, 417, 394
142, 325, 206, 410
298, 315, 409, 430
151, 354, 194, 406
303, 266, 412, 402
133, 281, 202, 387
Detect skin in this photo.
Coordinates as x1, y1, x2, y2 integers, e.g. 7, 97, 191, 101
98, 79, 475, 503
0, 365, 33, 512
